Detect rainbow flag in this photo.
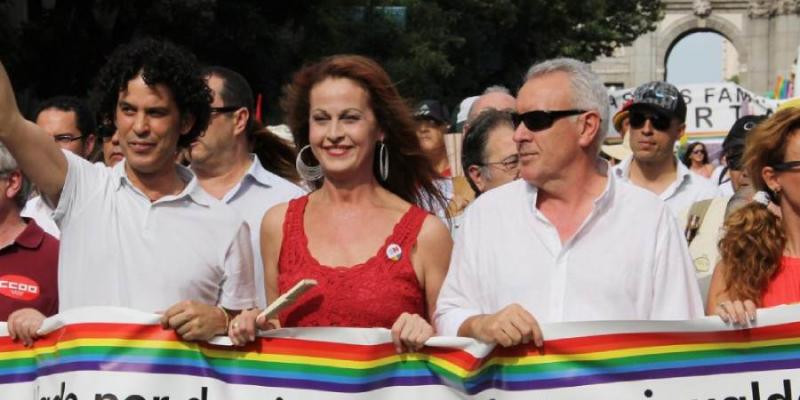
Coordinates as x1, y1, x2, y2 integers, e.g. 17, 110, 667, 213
1, 306, 799, 399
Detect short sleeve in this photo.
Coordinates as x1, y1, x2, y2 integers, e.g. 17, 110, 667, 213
218, 222, 257, 310
48, 150, 109, 231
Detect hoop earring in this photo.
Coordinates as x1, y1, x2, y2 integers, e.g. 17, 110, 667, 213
295, 145, 323, 182
378, 141, 389, 181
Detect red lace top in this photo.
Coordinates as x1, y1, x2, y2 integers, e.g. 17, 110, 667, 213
761, 256, 800, 307
277, 195, 428, 328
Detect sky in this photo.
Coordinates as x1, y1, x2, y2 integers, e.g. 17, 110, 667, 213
666, 32, 724, 84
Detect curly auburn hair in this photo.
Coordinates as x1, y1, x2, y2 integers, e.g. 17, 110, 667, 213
281, 54, 445, 211
90, 38, 211, 148
718, 108, 800, 303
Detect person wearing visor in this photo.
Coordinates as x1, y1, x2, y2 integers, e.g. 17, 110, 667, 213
436, 58, 702, 348
614, 81, 719, 217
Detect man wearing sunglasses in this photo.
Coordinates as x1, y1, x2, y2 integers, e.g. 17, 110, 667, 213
20, 96, 97, 239
436, 59, 702, 348
614, 81, 719, 217
189, 66, 305, 308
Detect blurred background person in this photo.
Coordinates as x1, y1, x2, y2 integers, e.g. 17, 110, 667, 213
461, 109, 518, 195
682, 141, 714, 178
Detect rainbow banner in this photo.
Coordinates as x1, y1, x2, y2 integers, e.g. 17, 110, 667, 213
1, 305, 799, 399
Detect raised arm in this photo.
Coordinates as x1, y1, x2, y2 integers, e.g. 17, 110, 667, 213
0, 62, 68, 203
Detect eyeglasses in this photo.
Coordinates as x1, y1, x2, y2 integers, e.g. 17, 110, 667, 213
53, 134, 83, 144
629, 110, 672, 131
691, 149, 705, 155
511, 110, 586, 132
210, 106, 244, 114
481, 154, 519, 172
772, 161, 800, 172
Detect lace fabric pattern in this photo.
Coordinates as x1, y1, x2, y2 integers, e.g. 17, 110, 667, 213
277, 196, 428, 328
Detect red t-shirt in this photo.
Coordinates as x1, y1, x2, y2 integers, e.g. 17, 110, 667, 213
0, 218, 59, 320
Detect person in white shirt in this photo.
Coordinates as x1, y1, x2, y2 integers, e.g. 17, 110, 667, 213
22, 96, 98, 238
1, 38, 255, 345
613, 81, 719, 217
190, 66, 305, 307
435, 58, 703, 347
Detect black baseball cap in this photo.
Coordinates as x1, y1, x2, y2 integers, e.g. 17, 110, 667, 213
722, 115, 766, 170
413, 100, 449, 124
630, 81, 687, 122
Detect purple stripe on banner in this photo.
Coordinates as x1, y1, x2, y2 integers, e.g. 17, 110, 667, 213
0, 372, 37, 385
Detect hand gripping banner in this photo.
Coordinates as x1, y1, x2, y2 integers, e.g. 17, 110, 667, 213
1, 305, 799, 400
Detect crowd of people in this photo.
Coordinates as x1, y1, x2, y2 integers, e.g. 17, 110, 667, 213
0, 37, 798, 351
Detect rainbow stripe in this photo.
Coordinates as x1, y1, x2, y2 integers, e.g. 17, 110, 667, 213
0, 322, 799, 394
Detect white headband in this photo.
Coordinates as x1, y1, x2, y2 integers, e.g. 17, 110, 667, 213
753, 191, 771, 207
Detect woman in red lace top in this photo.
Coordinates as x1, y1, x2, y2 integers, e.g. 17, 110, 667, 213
707, 108, 800, 323
229, 55, 452, 352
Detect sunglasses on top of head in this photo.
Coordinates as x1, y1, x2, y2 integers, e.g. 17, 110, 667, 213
628, 110, 672, 131
511, 109, 586, 132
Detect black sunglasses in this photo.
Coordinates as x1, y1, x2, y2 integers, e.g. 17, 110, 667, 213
511, 109, 586, 132
772, 161, 800, 172
629, 110, 672, 131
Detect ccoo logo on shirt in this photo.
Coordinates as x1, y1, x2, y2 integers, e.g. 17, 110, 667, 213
0, 275, 40, 301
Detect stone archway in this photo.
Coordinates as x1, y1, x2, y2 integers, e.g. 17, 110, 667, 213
591, 0, 800, 94
657, 14, 748, 81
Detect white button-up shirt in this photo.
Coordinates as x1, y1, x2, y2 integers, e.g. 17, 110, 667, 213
435, 177, 703, 337
51, 151, 256, 312
218, 155, 306, 307
614, 156, 721, 217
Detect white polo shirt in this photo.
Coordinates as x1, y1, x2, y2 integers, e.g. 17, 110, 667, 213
52, 151, 256, 312
218, 155, 306, 307
435, 177, 703, 337
22, 196, 59, 238
614, 156, 720, 217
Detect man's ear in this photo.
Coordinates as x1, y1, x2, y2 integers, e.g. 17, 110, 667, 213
577, 111, 601, 148
83, 134, 96, 158
675, 122, 686, 142
4, 170, 22, 201
467, 164, 485, 193
180, 113, 196, 136
232, 108, 250, 138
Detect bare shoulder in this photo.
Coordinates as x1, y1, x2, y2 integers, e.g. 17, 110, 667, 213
417, 214, 453, 249
260, 201, 291, 236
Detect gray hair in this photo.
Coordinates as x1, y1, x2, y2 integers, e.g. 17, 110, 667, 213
482, 85, 512, 95
0, 143, 32, 209
524, 58, 609, 151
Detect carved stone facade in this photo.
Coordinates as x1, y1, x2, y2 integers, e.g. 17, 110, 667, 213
592, 0, 800, 94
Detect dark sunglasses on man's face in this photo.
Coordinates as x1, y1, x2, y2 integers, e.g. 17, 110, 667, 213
629, 110, 672, 131
511, 109, 586, 132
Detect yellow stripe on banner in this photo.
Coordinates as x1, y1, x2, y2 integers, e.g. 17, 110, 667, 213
0, 338, 199, 360
484, 337, 800, 368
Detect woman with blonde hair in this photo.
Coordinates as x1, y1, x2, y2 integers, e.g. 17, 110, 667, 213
228, 55, 452, 352
707, 108, 800, 323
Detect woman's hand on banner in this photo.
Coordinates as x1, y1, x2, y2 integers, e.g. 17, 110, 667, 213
391, 312, 434, 353
228, 308, 280, 346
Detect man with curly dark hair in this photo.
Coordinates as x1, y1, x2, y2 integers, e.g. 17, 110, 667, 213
0, 38, 256, 346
